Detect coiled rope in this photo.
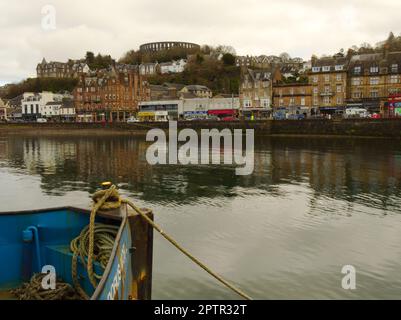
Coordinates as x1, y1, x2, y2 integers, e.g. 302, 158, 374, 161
70, 186, 121, 299
11, 273, 80, 300
94, 185, 253, 301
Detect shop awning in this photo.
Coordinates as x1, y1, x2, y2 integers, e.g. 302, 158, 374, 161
208, 109, 235, 115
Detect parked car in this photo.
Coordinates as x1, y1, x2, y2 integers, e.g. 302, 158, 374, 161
220, 116, 237, 122
370, 113, 381, 119
36, 118, 47, 123
127, 117, 140, 123
273, 112, 287, 120
206, 115, 220, 121
287, 114, 305, 120
344, 108, 369, 119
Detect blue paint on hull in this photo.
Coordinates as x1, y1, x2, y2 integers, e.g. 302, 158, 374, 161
0, 207, 133, 300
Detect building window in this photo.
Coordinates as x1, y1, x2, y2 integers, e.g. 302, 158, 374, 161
289, 98, 295, 106
301, 97, 305, 106
261, 99, 270, 108
324, 75, 330, 82
335, 65, 344, 71
370, 90, 379, 98
390, 75, 399, 84
353, 92, 362, 98
352, 78, 361, 86
313, 87, 318, 94
313, 97, 318, 106
313, 76, 318, 83
336, 74, 342, 81
370, 77, 379, 85
325, 86, 330, 93
391, 64, 398, 73
337, 97, 342, 105
312, 67, 320, 72
337, 85, 342, 93
279, 99, 284, 106
322, 66, 330, 72
354, 66, 361, 74
323, 96, 331, 105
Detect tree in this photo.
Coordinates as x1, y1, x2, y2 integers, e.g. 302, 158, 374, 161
211, 45, 237, 58
222, 53, 236, 66
279, 52, 291, 63
85, 51, 95, 66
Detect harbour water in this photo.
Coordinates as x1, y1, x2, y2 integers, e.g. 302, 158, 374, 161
1, 133, 401, 299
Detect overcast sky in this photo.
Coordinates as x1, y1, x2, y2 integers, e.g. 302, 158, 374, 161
0, 0, 400, 85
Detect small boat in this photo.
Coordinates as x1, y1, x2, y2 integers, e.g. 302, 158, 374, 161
0, 204, 154, 300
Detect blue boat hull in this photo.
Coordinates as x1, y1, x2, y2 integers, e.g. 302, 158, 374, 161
0, 206, 152, 300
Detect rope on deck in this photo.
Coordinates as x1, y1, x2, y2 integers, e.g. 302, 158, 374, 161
11, 273, 80, 300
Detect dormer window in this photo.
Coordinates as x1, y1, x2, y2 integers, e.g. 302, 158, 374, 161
335, 65, 344, 71
322, 66, 330, 72
370, 66, 379, 73
312, 67, 321, 72
354, 66, 361, 74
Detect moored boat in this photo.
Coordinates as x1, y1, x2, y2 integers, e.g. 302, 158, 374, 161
0, 203, 154, 300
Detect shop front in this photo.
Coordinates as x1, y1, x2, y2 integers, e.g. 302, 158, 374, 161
383, 94, 401, 118
138, 111, 156, 122
155, 111, 169, 122
241, 108, 271, 120
208, 109, 237, 120
183, 111, 208, 120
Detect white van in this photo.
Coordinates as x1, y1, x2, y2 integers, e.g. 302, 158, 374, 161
36, 118, 47, 123
344, 108, 369, 119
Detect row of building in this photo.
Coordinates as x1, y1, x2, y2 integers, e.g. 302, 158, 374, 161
239, 51, 401, 118
37, 58, 187, 78
3, 49, 401, 122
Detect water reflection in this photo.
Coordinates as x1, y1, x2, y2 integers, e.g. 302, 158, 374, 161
1, 135, 401, 212
1, 134, 401, 299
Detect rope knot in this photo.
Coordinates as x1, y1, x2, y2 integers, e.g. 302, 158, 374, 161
92, 188, 122, 210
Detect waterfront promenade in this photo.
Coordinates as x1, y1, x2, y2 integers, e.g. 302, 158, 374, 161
1, 119, 401, 138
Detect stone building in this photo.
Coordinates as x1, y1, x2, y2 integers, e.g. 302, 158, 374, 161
36, 58, 90, 78
273, 83, 313, 116
346, 51, 401, 114
309, 54, 348, 114
73, 66, 149, 122
239, 67, 282, 119
0, 98, 7, 121
179, 85, 212, 99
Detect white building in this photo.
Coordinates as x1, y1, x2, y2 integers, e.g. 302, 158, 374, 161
160, 59, 187, 74
139, 63, 159, 76
138, 96, 240, 121
21, 92, 68, 120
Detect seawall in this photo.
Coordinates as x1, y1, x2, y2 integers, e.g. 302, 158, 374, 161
1, 119, 401, 138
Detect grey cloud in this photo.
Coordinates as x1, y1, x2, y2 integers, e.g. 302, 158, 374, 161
0, 0, 399, 85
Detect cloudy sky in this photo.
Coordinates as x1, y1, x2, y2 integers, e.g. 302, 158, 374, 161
0, 0, 400, 85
